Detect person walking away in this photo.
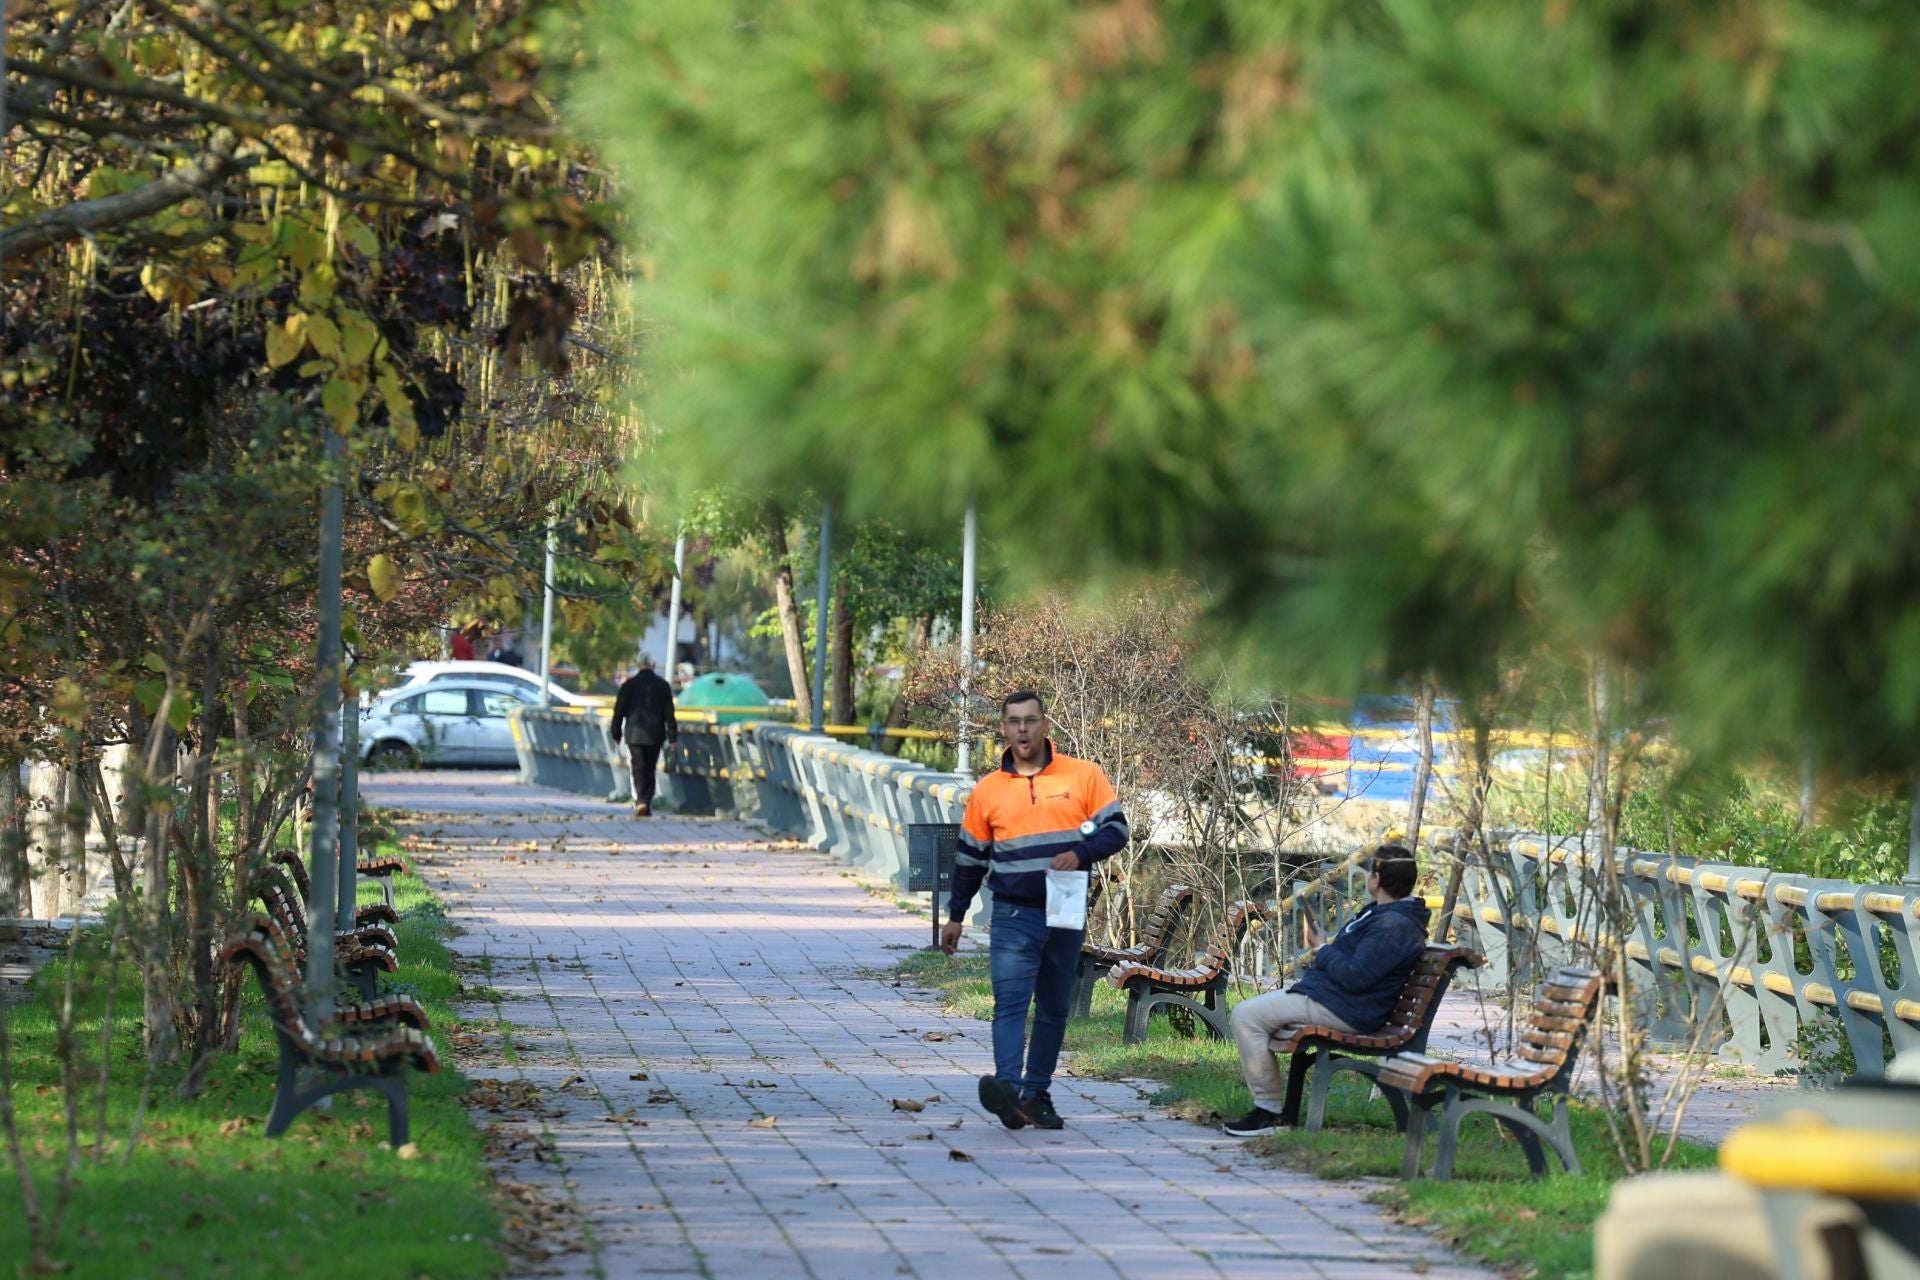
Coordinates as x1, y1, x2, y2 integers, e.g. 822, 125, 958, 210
1222, 846, 1428, 1136
610, 655, 678, 817
940, 691, 1129, 1130
450, 621, 478, 661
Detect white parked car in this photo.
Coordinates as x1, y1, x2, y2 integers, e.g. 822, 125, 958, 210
391, 660, 593, 707
359, 679, 537, 769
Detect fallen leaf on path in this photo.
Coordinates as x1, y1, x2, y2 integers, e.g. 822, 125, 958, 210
947, 1150, 973, 1163
945, 1118, 963, 1130
907, 1133, 935, 1141
1035, 1246, 1071, 1255
921, 1031, 949, 1042
647, 1090, 674, 1104
890, 1098, 926, 1113
747, 1116, 779, 1129
629, 1072, 650, 1081
559, 1075, 586, 1088
604, 1110, 644, 1125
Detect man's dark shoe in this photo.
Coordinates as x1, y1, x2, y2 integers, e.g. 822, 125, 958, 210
1222, 1106, 1284, 1138
1021, 1090, 1064, 1130
977, 1074, 1028, 1130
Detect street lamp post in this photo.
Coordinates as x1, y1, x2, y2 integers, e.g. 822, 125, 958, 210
338, 687, 359, 934
811, 502, 832, 734
307, 434, 344, 1026
665, 526, 687, 677
537, 513, 556, 705
956, 504, 978, 773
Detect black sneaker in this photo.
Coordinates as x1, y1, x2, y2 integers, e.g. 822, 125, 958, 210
1021, 1090, 1064, 1130
977, 1074, 1028, 1130
1223, 1106, 1284, 1138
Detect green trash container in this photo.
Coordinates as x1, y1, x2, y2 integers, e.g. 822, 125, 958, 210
676, 672, 773, 724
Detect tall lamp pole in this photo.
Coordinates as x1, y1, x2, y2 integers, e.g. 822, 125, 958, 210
956, 504, 978, 772
337, 678, 359, 934
537, 512, 556, 705
810, 502, 832, 734
307, 433, 344, 1025
664, 526, 687, 678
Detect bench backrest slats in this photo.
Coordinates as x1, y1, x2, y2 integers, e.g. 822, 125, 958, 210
255, 880, 312, 961
221, 917, 318, 1053
1138, 884, 1195, 953
1192, 900, 1264, 971
1371, 944, 1481, 1046
1515, 968, 1603, 1075
272, 848, 312, 901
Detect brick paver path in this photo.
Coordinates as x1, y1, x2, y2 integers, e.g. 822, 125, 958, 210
365, 773, 1496, 1280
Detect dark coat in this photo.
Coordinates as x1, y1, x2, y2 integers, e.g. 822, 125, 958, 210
1290, 897, 1429, 1032
611, 670, 678, 747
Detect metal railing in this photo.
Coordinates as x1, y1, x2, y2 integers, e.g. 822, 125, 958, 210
510, 708, 1918, 1076
1256, 829, 1920, 1079
1442, 832, 1920, 1078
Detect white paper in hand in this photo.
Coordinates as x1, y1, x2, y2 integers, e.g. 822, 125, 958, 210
1045, 870, 1089, 931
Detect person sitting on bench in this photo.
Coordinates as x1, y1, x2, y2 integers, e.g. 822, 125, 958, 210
1223, 846, 1428, 1137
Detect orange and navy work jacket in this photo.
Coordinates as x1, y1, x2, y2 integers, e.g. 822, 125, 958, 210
948, 742, 1130, 918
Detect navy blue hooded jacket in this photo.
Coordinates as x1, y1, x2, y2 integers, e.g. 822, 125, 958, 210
1291, 896, 1429, 1032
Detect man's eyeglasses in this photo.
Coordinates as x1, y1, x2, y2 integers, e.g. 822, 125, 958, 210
1003, 716, 1046, 729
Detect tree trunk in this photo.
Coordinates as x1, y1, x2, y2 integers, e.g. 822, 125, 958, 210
180, 633, 224, 1096
27, 762, 67, 919
830, 578, 854, 727
766, 507, 813, 726
62, 739, 89, 912
1587, 658, 1611, 836
134, 716, 181, 1064
0, 762, 26, 916
1404, 680, 1435, 854
1434, 712, 1491, 942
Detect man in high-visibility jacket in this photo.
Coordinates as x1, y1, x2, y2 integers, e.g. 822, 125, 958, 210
940, 690, 1130, 1130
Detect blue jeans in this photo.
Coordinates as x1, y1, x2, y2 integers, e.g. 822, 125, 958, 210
989, 898, 1084, 1096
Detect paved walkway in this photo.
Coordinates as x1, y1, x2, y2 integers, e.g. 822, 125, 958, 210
364, 773, 1496, 1280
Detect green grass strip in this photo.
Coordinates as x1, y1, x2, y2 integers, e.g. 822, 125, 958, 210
0, 844, 501, 1279
898, 949, 1718, 1280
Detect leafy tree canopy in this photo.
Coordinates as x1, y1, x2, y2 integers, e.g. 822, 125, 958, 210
584, 0, 1920, 772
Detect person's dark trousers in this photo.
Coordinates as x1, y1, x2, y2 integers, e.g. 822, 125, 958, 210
628, 743, 663, 806
988, 898, 1084, 1096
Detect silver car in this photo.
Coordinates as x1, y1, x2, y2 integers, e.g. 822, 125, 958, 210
360, 680, 535, 769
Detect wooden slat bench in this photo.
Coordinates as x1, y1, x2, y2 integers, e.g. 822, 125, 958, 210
243, 913, 430, 1032
256, 873, 398, 1001
1376, 965, 1605, 1180
1271, 943, 1483, 1131
273, 847, 409, 916
1072, 883, 1195, 1018
1109, 899, 1268, 1045
223, 919, 439, 1144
